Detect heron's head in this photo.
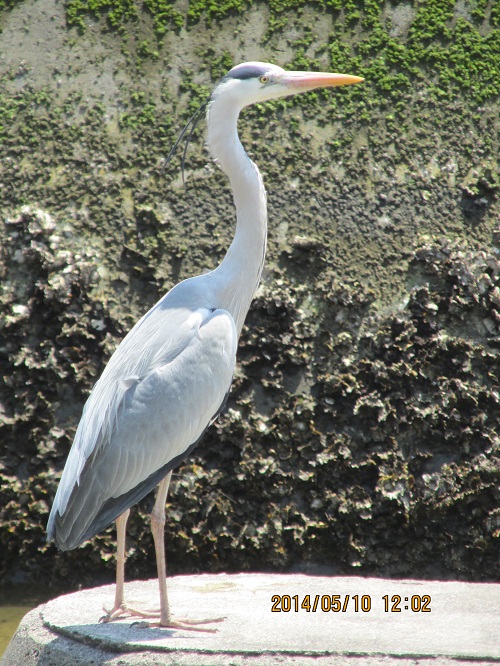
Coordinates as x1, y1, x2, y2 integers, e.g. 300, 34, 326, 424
212, 61, 363, 108
162, 62, 363, 179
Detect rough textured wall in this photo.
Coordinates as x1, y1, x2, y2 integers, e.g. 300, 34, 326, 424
0, 0, 498, 587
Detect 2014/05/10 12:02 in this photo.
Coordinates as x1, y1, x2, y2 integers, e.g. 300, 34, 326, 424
383, 594, 432, 612
271, 594, 432, 613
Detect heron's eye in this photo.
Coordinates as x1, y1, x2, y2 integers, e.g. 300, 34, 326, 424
259, 75, 270, 84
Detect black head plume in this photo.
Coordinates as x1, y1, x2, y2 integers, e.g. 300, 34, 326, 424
160, 97, 210, 183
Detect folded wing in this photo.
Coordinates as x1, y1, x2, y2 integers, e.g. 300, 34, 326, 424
47, 304, 237, 551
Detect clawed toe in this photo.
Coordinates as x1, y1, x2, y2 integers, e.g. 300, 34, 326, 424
146, 616, 224, 632
100, 604, 162, 623
100, 600, 225, 632
176, 616, 225, 626
100, 604, 127, 623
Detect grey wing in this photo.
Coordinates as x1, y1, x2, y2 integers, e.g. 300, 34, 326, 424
47, 307, 237, 551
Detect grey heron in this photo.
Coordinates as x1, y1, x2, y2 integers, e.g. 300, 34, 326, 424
47, 61, 363, 630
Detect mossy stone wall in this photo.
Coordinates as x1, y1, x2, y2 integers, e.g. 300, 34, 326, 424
0, 0, 498, 587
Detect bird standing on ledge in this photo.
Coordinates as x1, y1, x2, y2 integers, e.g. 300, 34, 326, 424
47, 62, 363, 630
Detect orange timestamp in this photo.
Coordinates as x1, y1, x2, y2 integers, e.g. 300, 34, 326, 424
271, 594, 431, 613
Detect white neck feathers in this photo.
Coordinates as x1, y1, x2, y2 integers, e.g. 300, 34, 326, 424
206, 95, 268, 334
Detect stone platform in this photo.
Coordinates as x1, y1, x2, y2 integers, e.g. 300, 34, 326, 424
2, 573, 499, 665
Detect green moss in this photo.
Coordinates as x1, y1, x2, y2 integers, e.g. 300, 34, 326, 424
177, 71, 211, 115
470, 0, 487, 22
55, 0, 500, 104
209, 51, 235, 81
492, 1, 500, 26
142, 0, 183, 33
409, 0, 455, 41
0, 83, 53, 144
65, 0, 138, 32
118, 91, 157, 129
0, 0, 22, 9
137, 39, 159, 60
187, 0, 248, 23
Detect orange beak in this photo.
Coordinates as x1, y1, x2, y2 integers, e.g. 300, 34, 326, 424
281, 71, 364, 91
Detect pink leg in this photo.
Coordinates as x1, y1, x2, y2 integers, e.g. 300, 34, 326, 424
101, 474, 223, 630
150, 472, 223, 631
114, 507, 130, 609
100, 508, 130, 622
151, 472, 173, 625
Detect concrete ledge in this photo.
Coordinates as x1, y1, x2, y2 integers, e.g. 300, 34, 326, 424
2, 573, 499, 665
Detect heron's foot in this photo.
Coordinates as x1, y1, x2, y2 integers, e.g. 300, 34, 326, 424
99, 603, 161, 623
100, 603, 224, 632
135, 616, 225, 633
100, 603, 128, 623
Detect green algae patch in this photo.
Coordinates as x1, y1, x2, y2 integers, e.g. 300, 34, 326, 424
66, 0, 138, 32
59, 0, 500, 105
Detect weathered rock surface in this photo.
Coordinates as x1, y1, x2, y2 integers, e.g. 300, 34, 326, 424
2, 574, 500, 665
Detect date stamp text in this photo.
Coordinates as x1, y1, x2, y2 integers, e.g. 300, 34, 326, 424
271, 594, 431, 613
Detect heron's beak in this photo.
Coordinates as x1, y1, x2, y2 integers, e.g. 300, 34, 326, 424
282, 71, 364, 92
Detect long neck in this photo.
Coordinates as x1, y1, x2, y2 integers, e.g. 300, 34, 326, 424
207, 98, 267, 335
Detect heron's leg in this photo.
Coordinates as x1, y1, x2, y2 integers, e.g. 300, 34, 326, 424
100, 508, 130, 622
149, 472, 223, 631
151, 471, 173, 626
101, 474, 223, 629
114, 507, 130, 609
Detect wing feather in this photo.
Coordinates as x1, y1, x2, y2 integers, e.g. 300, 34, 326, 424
47, 296, 237, 551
